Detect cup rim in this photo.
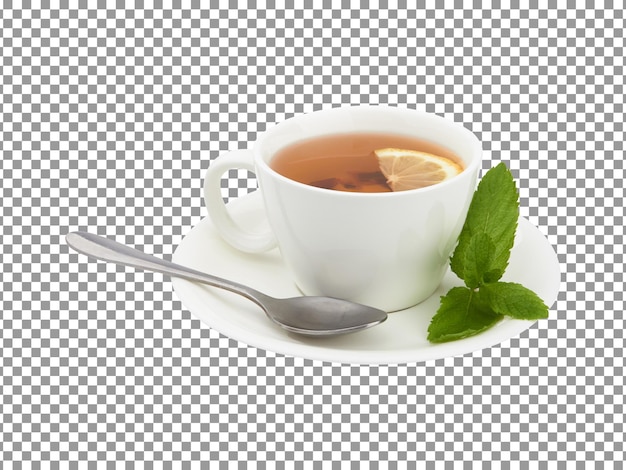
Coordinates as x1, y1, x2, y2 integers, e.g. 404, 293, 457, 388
253, 104, 482, 197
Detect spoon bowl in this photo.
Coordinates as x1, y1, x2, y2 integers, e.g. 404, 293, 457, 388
66, 231, 387, 336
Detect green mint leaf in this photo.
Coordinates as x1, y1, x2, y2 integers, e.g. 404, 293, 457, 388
462, 232, 495, 289
480, 282, 549, 320
450, 162, 519, 285
427, 287, 504, 343
428, 163, 550, 344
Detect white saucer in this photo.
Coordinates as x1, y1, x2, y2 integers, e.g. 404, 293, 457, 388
172, 192, 561, 365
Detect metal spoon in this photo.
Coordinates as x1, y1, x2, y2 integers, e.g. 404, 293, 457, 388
66, 231, 388, 336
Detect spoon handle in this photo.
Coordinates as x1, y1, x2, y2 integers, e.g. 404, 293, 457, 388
65, 231, 269, 306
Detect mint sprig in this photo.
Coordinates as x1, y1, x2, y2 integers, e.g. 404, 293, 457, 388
427, 163, 549, 344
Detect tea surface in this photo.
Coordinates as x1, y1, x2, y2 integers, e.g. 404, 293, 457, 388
270, 132, 462, 193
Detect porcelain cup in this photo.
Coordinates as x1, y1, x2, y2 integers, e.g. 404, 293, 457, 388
204, 105, 482, 311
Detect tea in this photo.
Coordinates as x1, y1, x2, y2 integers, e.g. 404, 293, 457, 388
270, 132, 463, 193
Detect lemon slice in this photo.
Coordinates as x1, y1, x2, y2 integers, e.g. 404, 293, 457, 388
374, 148, 463, 191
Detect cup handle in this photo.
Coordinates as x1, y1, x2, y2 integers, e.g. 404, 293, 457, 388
203, 150, 277, 253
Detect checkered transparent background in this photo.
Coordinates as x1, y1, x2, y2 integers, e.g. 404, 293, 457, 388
1, 2, 624, 466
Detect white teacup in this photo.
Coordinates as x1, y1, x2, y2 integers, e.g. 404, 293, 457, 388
204, 105, 481, 312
